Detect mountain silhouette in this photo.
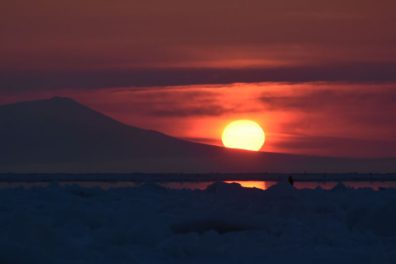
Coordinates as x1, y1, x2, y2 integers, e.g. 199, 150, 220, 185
0, 97, 395, 173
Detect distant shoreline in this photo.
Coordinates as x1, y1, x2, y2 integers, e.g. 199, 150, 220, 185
0, 173, 395, 182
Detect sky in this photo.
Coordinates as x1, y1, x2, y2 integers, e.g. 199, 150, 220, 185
1, 0, 396, 158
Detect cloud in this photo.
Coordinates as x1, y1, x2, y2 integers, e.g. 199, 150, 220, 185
2, 0, 396, 70
1, 0, 396, 107
269, 134, 396, 158
260, 86, 396, 112
128, 89, 233, 117
258, 85, 396, 143
2, 62, 396, 96
149, 105, 229, 117
78, 88, 234, 118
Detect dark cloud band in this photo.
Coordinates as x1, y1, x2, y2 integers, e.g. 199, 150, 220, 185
1, 62, 396, 95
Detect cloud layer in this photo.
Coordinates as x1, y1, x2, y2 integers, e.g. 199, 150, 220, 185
2, 0, 396, 89
55, 82, 395, 158
2, 63, 396, 96
2, 0, 396, 158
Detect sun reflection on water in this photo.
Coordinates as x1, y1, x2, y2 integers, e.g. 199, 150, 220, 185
224, 181, 277, 190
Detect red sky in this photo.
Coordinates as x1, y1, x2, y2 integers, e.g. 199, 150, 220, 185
1, 0, 396, 158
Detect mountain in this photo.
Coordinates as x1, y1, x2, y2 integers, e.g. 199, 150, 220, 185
0, 97, 394, 173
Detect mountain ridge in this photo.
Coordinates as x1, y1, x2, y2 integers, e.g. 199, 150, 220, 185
0, 97, 395, 173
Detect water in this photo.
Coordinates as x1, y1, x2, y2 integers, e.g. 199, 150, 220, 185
164, 181, 396, 191
1, 180, 396, 191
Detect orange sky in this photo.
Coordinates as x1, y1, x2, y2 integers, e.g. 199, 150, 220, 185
2, 82, 386, 158
1, 0, 396, 158
1, 81, 396, 158
2, 0, 396, 71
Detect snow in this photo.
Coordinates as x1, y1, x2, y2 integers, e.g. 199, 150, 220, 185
0, 182, 395, 263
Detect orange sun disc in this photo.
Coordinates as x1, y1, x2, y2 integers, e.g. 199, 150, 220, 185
222, 120, 265, 151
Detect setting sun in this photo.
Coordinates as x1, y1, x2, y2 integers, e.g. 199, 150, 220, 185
222, 120, 265, 151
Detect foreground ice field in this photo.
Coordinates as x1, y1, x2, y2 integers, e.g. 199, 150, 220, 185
0, 182, 395, 264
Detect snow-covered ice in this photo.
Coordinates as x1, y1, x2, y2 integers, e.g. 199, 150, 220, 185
0, 181, 395, 264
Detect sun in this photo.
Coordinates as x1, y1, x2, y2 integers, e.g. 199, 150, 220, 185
222, 120, 265, 151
